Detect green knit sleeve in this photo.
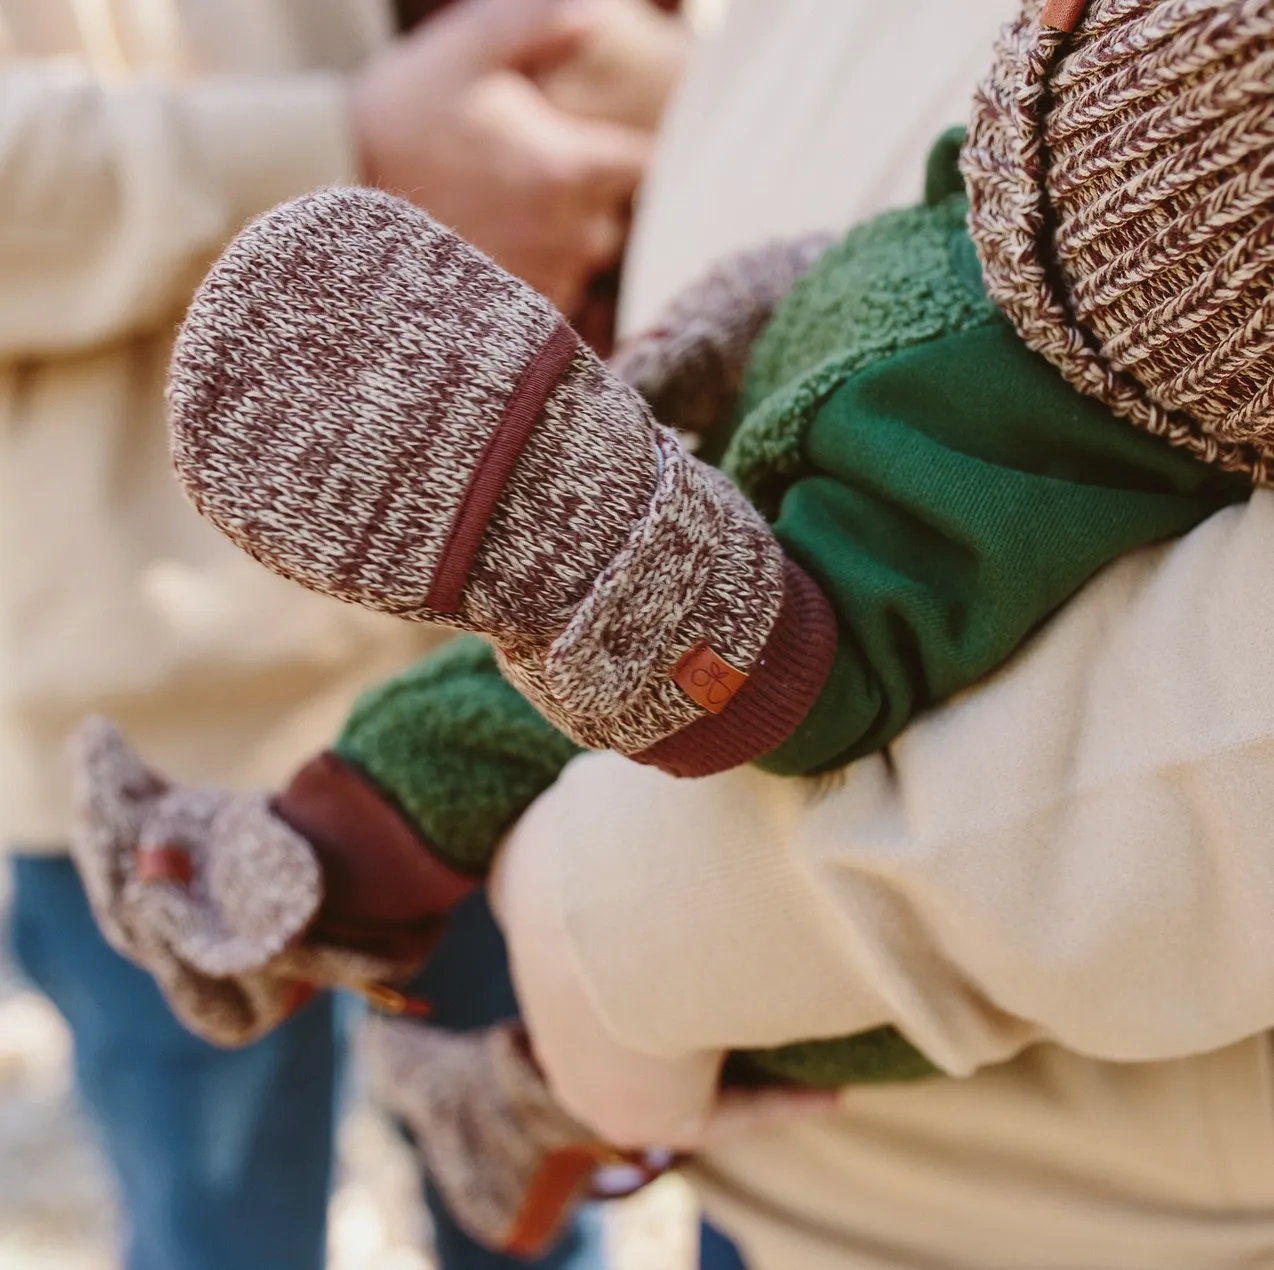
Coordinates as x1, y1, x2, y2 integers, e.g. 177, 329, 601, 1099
757, 317, 1249, 777
333, 636, 582, 874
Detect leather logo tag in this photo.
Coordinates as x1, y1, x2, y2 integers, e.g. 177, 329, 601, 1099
136, 844, 195, 886
672, 642, 748, 715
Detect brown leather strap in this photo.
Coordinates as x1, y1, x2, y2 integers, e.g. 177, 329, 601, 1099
276, 752, 479, 963
504, 1145, 618, 1259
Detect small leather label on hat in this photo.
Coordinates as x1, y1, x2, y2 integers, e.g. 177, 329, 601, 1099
137, 844, 194, 886
1041, 0, 1086, 32
672, 642, 749, 715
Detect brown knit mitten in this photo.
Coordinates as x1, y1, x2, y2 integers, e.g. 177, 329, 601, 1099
168, 188, 836, 778
612, 233, 835, 438
366, 1017, 671, 1258
71, 718, 476, 1046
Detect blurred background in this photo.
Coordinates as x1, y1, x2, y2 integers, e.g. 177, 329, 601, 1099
0, 0, 719, 1264
0, 865, 699, 1269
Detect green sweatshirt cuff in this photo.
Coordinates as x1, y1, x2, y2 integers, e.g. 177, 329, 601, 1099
334, 637, 582, 875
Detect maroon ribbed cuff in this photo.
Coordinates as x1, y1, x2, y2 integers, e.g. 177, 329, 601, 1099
275, 751, 479, 965
634, 558, 837, 778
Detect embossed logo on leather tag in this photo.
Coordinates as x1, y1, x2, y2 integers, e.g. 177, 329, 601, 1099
672, 642, 749, 715
136, 844, 194, 886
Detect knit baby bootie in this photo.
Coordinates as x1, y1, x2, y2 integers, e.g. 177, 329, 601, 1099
365, 1017, 671, 1258
168, 188, 835, 776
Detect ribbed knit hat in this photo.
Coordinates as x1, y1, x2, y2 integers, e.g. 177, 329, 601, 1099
962, 0, 1274, 481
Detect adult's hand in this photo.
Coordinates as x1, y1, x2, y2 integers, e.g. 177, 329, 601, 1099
351, 0, 652, 314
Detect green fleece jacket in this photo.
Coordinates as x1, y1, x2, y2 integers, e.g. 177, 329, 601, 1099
335, 133, 1249, 1087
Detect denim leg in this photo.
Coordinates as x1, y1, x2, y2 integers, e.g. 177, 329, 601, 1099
7, 854, 340, 1270
698, 1217, 749, 1270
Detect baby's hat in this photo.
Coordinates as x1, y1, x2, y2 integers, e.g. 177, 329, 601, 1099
962, 0, 1274, 481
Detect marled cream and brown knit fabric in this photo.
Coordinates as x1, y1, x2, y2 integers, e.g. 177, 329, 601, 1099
963, 0, 1274, 480
497, 427, 785, 756
71, 717, 420, 1046
168, 187, 649, 634
366, 1019, 663, 1257
168, 188, 835, 777
611, 232, 836, 437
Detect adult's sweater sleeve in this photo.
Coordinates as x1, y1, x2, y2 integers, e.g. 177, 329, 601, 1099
503, 494, 1274, 1077
0, 62, 356, 357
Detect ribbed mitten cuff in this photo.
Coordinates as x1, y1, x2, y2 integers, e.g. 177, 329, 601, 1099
634, 557, 837, 776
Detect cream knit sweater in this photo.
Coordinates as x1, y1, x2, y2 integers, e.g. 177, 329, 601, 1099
0, 0, 442, 848
516, 493, 1274, 1269
508, 3, 1274, 1264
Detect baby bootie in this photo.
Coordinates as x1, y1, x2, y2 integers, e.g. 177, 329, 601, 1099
366, 1017, 671, 1257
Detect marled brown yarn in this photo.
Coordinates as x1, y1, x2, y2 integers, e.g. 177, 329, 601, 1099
366, 1020, 656, 1256
611, 233, 836, 436
70, 718, 438, 1047
496, 428, 788, 756
963, 0, 1274, 482
169, 188, 655, 636
168, 187, 836, 775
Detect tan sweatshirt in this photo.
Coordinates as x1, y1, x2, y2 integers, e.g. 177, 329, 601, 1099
517, 3, 1274, 1264
619, 0, 1013, 335
0, 0, 436, 848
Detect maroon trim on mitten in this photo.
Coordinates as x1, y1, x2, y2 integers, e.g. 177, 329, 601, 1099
426, 319, 582, 614
275, 752, 479, 965
505, 1145, 625, 1259
634, 558, 837, 778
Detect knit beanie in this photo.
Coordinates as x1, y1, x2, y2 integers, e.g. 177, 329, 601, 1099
167, 189, 835, 777
963, 0, 1274, 480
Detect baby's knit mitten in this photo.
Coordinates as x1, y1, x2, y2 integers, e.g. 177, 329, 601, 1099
366, 1017, 671, 1258
612, 232, 835, 440
71, 717, 475, 1046
168, 188, 836, 778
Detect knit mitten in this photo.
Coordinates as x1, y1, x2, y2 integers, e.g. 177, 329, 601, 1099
168, 188, 836, 778
612, 232, 835, 439
366, 1017, 671, 1258
71, 717, 476, 1046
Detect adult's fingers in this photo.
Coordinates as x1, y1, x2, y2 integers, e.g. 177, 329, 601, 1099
446, 0, 602, 77
698, 1087, 842, 1150
554, 113, 653, 206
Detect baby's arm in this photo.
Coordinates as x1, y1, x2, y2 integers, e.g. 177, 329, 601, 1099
331, 636, 581, 874
745, 316, 1249, 779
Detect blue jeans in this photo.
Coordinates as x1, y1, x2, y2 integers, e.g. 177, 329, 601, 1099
7, 857, 746, 1270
